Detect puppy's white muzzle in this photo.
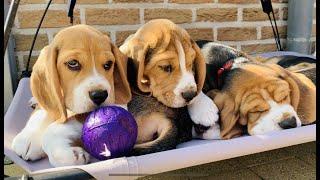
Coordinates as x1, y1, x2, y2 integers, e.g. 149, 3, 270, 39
70, 69, 113, 114
250, 100, 302, 135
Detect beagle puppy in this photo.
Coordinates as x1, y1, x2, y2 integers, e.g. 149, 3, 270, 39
198, 41, 316, 139
256, 54, 316, 72
120, 19, 220, 154
11, 24, 131, 167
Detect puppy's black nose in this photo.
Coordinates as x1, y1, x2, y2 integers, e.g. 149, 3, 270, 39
278, 117, 297, 129
194, 124, 211, 134
181, 91, 197, 102
89, 90, 108, 106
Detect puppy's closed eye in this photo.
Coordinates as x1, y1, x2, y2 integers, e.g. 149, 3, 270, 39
65, 59, 81, 71
158, 64, 173, 73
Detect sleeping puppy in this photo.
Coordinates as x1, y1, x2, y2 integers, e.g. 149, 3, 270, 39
255, 54, 316, 72
199, 41, 316, 139
11, 24, 131, 167
120, 19, 220, 154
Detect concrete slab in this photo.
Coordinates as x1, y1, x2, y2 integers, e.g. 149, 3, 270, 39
192, 169, 262, 180
138, 160, 235, 179
228, 147, 293, 168
4, 163, 27, 177
248, 157, 316, 180
139, 160, 262, 180
284, 142, 316, 155
295, 153, 316, 167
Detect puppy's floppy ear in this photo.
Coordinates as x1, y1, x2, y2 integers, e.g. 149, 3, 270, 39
207, 90, 242, 139
191, 39, 206, 94
111, 43, 132, 105
136, 44, 153, 93
268, 64, 316, 124
30, 45, 67, 123
121, 38, 152, 93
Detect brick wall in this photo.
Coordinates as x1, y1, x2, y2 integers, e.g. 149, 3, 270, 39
11, 0, 316, 77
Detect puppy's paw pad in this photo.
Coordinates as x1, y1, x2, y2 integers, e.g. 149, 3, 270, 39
49, 147, 90, 167
12, 132, 45, 161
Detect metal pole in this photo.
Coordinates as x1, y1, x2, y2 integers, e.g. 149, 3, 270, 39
4, 0, 20, 55
286, 0, 314, 54
4, 0, 19, 94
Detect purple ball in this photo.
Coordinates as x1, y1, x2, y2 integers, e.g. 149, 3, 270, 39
81, 106, 137, 160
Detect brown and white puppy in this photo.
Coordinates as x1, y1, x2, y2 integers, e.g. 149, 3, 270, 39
11, 24, 131, 167
120, 19, 220, 154
199, 41, 316, 139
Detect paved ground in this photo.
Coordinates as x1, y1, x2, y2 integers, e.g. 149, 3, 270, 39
4, 141, 316, 179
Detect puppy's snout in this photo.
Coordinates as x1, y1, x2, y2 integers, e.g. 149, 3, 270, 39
194, 124, 211, 134
89, 90, 108, 106
278, 116, 297, 129
181, 90, 197, 102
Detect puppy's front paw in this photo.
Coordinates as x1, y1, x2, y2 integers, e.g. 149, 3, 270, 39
12, 131, 45, 161
192, 124, 221, 140
188, 92, 219, 127
48, 147, 90, 167
28, 97, 38, 109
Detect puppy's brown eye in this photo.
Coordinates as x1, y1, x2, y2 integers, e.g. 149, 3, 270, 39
65, 60, 81, 71
104, 60, 113, 71
159, 65, 173, 73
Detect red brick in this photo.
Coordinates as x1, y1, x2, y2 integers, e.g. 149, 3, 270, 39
261, 26, 287, 39
186, 28, 213, 41
217, 27, 257, 41
218, 0, 258, 4
86, 9, 140, 25
14, 34, 48, 51
282, 7, 288, 20
169, 0, 212, 3
18, 10, 80, 28
116, 30, 136, 46
196, 8, 237, 22
144, 9, 192, 24
113, 0, 163, 2
242, 44, 277, 54
77, 0, 107, 3
243, 8, 279, 21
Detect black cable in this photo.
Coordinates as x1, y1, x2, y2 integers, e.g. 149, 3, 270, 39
22, 0, 53, 78
68, 0, 77, 24
267, 14, 281, 51
271, 8, 282, 50
260, 0, 282, 51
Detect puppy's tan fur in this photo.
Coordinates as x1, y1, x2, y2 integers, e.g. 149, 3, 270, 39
121, 19, 214, 154
31, 25, 131, 122
207, 63, 316, 139
121, 19, 205, 107
12, 25, 132, 166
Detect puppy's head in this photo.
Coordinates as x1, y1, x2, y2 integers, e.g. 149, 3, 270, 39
120, 19, 205, 108
208, 62, 316, 139
31, 24, 131, 123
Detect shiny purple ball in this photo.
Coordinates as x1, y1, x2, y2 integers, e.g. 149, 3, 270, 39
81, 106, 137, 160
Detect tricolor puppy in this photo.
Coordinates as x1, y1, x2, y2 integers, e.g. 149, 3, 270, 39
120, 19, 220, 154
11, 24, 131, 167
199, 41, 316, 139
